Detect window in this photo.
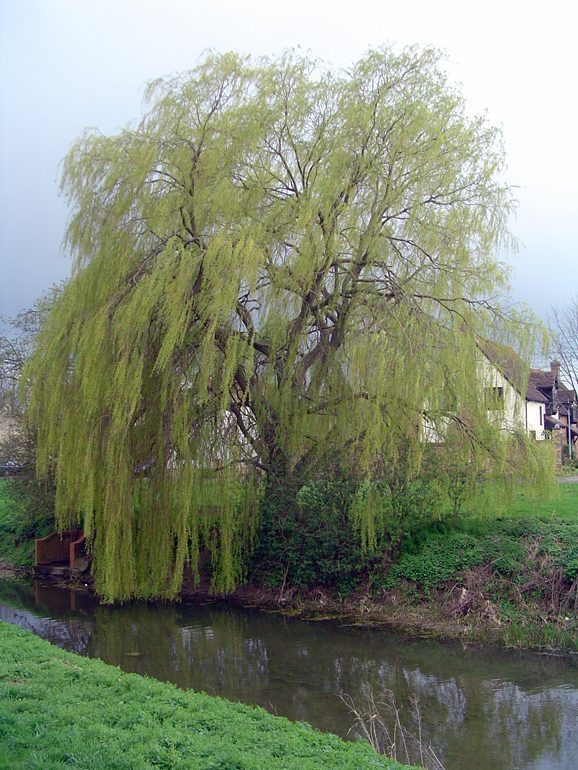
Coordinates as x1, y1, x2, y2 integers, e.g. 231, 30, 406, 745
485, 386, 504, 409
539, 405, 543, 426
440, 388, 458, 412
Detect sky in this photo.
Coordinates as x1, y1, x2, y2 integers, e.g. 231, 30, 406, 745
1, 0, 577, 323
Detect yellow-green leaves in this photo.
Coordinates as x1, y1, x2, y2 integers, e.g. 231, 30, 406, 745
24, 48, 548, 602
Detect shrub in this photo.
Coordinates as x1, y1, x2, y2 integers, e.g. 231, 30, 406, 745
250, 477, 380, 593
385, 533, 486, 592
485, 537, 526, 576
251, 471, 453, 593
0, 478, 55, 566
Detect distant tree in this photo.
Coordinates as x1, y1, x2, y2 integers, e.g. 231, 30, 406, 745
23, 49, 548, 601
0, 311, 37, 415
550, 297, 578, 393
0, 288, 61, 480
0, 288, 61, 415
0, 293, 61, 536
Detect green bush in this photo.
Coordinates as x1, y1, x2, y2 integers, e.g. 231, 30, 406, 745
251, 472, 455, 593
250, 477, 375, 593
385, 532, 486, 591
0, 478, 55, 566
537, 522, 578, 581
381, 476, 447, 546
485, 537, 526, 576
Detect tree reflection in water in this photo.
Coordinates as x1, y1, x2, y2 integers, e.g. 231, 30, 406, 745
0, 580, 576, 770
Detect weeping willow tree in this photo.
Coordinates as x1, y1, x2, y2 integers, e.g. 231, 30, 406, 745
23, 48, 553, 602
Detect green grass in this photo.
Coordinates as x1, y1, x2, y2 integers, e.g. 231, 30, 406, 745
466, 480, 578, 521
500, 482, 578, 520
0, 623, 415, 770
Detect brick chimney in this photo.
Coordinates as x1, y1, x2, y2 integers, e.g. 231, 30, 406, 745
550, 360, 561, 377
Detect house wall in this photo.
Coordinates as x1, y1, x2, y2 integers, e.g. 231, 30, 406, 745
422, 355, 549, 444
479, 358, 524, 433
525, 401, 546, 440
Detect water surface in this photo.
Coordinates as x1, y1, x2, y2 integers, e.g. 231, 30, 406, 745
0, 580, 576, 770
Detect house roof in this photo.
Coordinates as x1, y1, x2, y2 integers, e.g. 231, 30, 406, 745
528, 369, 557, 389
477, 339, 527, 395
557, 386, 577, 404
528, 370, 577, 409
478, 340, 577, 407
525, 382, 549, 403
477, 339, 547, 402
546, 413, 578, 438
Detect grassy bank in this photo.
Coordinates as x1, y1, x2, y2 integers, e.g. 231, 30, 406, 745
0, 623, 414, 770
241, 483, 578, 653
375, 513, 578, 653
236, 485, 578, 653
465, 479, 578, 521
0, 477, 576, 653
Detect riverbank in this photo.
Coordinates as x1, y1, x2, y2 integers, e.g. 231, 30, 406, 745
1, 478, 576, 654
0, 622, 415, 770
185, 508, 578, 654
2, 566, 576, 655
225, 581, 577, 655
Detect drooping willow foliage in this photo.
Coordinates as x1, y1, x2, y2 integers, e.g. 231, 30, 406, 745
23, 48, 553, 601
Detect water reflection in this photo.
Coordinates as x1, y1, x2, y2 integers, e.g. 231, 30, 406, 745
0, 580, 576, 770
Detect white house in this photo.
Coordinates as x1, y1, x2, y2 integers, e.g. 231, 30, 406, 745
478, 340, 548, 440
423, 340, 551, 444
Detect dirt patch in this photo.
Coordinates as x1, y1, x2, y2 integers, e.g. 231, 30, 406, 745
559, 474, 578, 484
0, 561, 30, 581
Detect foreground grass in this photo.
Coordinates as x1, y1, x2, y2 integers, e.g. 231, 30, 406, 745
0, 623, 414, 770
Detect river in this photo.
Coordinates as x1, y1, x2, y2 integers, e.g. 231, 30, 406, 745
0, 579, 576, 769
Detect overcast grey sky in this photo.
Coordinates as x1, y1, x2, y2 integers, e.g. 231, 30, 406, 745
1, 0, 576, 322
